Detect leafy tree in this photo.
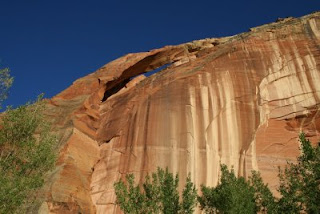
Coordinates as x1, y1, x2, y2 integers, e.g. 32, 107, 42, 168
114, 167, 197, 214
0, 67, 13, 108
249, 171, 277, 213
0, 96, 57, 213
277, 133, 320, 213
198, 133, 320, 214
198, 165, 256, 214
115, 133, 320, 214
181, 175, 198, 214
198, 165, 276, 214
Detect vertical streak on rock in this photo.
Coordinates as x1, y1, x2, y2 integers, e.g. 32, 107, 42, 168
187, 83, 196, 183
201, 72, 212, 185
42, 12, 320, 213
205, 72, 221, 186
309, 18, 320, 39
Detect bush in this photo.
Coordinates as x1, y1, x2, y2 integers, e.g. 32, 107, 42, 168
0, 67, 13, 108
198, 165, 277, 214
249, 171, 276, 213
115, 133, 319, 213
0, 96, 57, 213
114, 167, 197, 214
198, 165, 254, 214
198, 133, 320, 214
277, 133, 320, 213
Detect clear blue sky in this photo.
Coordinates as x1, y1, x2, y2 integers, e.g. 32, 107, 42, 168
1, 0, 319, 108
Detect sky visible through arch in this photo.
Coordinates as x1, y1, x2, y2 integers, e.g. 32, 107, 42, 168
0, 0, 319, 108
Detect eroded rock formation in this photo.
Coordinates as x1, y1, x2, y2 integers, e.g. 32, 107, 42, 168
40, 12, 320, 213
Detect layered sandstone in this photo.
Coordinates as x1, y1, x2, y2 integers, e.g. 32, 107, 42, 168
40, 12, 320, 213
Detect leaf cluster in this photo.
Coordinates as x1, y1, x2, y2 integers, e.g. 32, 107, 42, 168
0, 97, 57, 213
0, 67, 13, 108
198, 165, 275, 214
277, 133, 320, 213
115, 133, 320, 214
114, 168, 197, 214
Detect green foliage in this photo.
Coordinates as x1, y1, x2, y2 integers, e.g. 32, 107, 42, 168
198, 133, 320, 214
0, 67, 13, 108
277, 133, 320, 213
249, 171, 276, 213
181, 175, 198, 214
114, 167, 197, 214
198, 165, 256, 214
0, 96, 57, 213
198, 165, 277, 214
115, 133, 320, 214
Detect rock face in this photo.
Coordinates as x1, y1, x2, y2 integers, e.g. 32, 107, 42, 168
41, 12, 320, 213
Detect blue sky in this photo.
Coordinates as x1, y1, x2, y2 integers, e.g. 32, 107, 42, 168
0, 0, 319, 108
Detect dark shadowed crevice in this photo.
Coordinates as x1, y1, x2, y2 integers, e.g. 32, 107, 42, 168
130, 63, 171, 80
101, 78, 130, 102
101, 51, 176, 102
144, 63, 171, 77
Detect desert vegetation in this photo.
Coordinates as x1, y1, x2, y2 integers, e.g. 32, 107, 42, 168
115, 133, 320, 213
0, 68, 58, 213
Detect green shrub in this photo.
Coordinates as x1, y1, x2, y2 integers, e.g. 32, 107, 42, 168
198, 165, 255, 214
0, 67, 13, 108
198, 165, 277, 214
114, 133, 320, 214
249, 171, 276, 213
0, 96, 57, 213
277, 133, 320, 213
114, 167, 197, 214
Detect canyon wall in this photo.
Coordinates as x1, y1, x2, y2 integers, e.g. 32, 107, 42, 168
39, 12, 320, 213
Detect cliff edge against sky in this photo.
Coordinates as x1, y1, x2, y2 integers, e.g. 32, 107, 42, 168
39, 12, 320, 213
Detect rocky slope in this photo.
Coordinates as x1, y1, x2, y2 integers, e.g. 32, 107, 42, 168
39, 12, 320, 213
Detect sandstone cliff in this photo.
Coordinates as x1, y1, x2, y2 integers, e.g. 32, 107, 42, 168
39, 12, 320, 213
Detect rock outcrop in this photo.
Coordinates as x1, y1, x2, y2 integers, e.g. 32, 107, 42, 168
40, 12, 320, 213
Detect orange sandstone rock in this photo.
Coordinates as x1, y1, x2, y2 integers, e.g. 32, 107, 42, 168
40, 12, 320, 213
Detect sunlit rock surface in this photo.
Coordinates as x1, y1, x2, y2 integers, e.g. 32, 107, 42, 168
41, 12, 320, 213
